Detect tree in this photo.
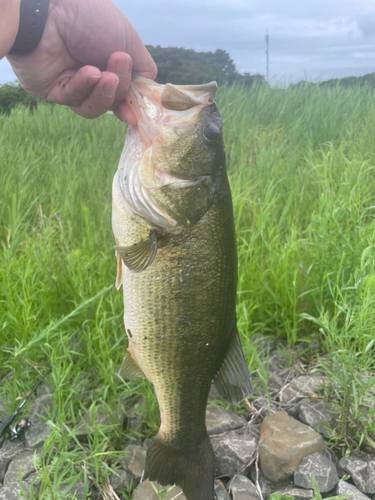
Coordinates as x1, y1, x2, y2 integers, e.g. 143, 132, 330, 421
0, 82, 44, 114
146, 46, 265, 87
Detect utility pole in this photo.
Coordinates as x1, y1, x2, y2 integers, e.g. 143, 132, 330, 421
265, 28, 269, 83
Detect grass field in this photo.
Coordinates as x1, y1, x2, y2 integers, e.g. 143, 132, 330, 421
1, 82, 375, 497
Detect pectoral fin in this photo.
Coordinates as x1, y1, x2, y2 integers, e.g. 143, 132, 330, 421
214, 328, 253, 405
119, 350, 147, 380
115, 231, 158, 272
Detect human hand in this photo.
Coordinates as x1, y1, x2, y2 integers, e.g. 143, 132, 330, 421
6, 0, 157, 123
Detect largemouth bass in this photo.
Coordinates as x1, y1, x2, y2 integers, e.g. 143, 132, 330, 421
112, 75, 252, 500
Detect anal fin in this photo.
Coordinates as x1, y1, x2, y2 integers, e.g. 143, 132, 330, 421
119, 350, 147, 380
115, 230, 158, 273
214, 328, 253, 405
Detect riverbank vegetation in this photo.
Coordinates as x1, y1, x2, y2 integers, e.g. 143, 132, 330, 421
1, 82, 375, 496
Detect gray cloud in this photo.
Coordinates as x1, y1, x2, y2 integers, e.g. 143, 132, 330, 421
1, 0, 375, 85
357, 17, 375, 39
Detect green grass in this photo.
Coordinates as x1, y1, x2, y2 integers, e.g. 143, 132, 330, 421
1, 82, 375, 496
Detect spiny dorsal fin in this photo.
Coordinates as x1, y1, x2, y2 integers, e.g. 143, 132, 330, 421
214, 328, 253, 405
161, 84, 200, 110
119, 350, 147, 380
115, 231, 158, 272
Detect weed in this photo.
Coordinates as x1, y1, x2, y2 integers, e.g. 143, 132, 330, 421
2, 83, 375, 494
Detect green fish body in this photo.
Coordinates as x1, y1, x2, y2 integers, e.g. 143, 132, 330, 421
112, 76, 252, 500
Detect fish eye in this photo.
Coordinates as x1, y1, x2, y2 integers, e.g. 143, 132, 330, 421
203, 123, 220, 142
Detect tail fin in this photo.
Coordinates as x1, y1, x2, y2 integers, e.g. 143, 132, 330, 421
144, 433, 215, 500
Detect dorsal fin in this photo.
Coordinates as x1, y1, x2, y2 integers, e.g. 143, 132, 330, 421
161, 84, 200, 110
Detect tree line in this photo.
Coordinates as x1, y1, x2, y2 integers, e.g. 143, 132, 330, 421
146, 46, 265, 87
0, 46, 265, 114
293, 72, 375, 89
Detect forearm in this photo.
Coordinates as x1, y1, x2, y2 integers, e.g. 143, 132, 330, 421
0, 0, 21, 59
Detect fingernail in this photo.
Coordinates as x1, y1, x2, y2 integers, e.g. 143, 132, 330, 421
115, 57, 131, 77
88, 75, 101, 85
103, 81, 118, 98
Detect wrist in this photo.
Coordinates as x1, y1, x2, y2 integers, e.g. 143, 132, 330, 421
1, 0, 22, 59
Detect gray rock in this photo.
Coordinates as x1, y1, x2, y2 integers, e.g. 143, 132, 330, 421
132, 480, 186, 500
251, 398, 279, 420
250, 466, 295, 496
252, 334, 278, 357
322, 445, 345, 478
36, 382, 53, 397
339, 453, 375, 494
29, 394, 53, 423
279, 488, 314, 500
268, 352, 288, 373
279, 376, 326, 404
109, 468, 131, 491
0, 439, 26, 482
132, 480, 159, 500
228, 475, 261, 500
3, 449, 40, 485
121, 445, 147, 479
250, 467, 273, 498
0, 484, 22, 500
206, 404, 247, 435
0, 400, 8, 419
25, 419, 51, 448
298, 402, 334, 436
294, 452, 339, 492
296, 338, 320, 356
143, 438, 153, 451
208, 383, 223, 400
268, 372, 285, 392
215, 479, 229, 500
74, 404, 125, 442
336, 480, 372, 500
259, 411, 323, 482
59, 480, 87, 499
22, 394, 53, 448
211, 424, 259, 476
285, 398, 310, 419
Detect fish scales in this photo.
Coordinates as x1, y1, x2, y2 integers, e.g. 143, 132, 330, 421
124, 196, 236, 441
112, 75, 252, 500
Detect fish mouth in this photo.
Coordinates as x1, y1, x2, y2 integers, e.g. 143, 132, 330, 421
125, 74, 217, 149
118, 75, 218, 230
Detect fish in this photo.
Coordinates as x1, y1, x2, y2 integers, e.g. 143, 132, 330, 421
112, 75, 252, 500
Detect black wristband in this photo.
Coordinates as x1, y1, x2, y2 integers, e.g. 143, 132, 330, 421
8, 0, 50, 56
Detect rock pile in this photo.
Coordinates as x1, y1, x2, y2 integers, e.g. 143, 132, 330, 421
1, 334, 375, 499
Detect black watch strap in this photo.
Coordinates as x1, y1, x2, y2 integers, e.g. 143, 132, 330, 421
9, 0, 50, 56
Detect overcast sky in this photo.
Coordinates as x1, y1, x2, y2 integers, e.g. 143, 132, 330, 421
1, 0, 375, 85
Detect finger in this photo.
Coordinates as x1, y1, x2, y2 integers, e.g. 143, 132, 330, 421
113, 100, 137, 126
46, 66, 102, 106
132, 42, 157, 80
123, 21, 157, 80
106, 52, 133, 109
69, 71, 119, 119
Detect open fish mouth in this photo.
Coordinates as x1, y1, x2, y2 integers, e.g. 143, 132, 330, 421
117, 75, 218, 231
125, 74, 217, 146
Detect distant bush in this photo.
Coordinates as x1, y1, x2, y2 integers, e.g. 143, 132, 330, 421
146, 45, 266, 87
293, 72, 375, 90
0, 82, 45, 115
